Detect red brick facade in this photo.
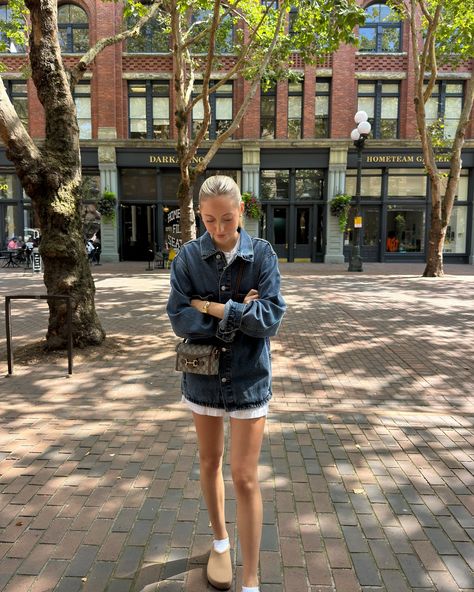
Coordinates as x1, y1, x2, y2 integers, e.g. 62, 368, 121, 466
1, 0, 472, 144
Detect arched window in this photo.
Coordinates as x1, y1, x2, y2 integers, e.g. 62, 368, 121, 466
0, 5, 25, 53
58, 4, 89, 53
359, 3, 401, 53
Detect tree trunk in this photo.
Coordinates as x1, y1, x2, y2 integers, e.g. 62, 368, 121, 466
423, 179, 445, 277
177, 172, 196, 244
30, 170, 105, 348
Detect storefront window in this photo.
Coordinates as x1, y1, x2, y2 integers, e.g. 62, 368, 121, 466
0, 174, 14, 199
121, 169, 156, 200
260, 170, 289, 200
443, 206, 467, 253
388, 169, 426, 197
295, 170, 324, 200
1, 204, 16, 247
386, 207, 425, 252
345, 170, 382, 198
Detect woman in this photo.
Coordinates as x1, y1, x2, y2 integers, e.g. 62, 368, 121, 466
167, 175, 286, 592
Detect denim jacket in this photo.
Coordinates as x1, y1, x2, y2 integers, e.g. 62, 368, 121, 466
167, 228, 286, 412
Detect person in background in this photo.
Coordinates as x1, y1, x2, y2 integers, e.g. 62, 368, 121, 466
7, 237, 17, 250
386, 231, 400, 252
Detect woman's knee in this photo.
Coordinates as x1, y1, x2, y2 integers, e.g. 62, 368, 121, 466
231, 466, 259, 495
200, 452, 223, 475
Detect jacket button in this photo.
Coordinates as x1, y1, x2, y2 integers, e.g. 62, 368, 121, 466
222, 347, 227, 352
221, 377, 227, 383
216, 254, 221, 259
221, 286, 226, 291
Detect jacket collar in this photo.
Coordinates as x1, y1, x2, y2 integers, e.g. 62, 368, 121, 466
199, 227, 254, 262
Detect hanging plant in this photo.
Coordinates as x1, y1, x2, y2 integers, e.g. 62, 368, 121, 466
330, 193, 352, 233
96, 190, 117, 223
241, 192, 263, 220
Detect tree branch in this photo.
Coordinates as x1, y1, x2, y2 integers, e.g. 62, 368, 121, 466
69, 1, 164, 86
0, 77, 42, 190
194, 3, 287, 174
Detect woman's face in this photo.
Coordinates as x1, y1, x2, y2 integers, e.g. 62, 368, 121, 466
199, 194, 244, 251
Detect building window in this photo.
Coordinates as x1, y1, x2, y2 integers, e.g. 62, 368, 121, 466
191, 10, 234, 54
73, 82, 91, 139
261, 82, 276, 139
260, 170, 289, 200
5, 80, 28, 127
0, 5, 25, 53
425, 81, 464, 139
386, 206, 425, 253
359, 3, 402, 53
126, 10, 169, 52
358, 81, 399, 139
58, 4, 89, 53
387, 169, 426, 198
345, 169, 383, 199
315, 78, 330, 138
192, 81, 233, 139
288, 80, 303, 139
128, 81, 170, 139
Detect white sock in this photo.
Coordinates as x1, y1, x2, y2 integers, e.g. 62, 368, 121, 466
213, 537, 230, 553
242, 587, 260, 592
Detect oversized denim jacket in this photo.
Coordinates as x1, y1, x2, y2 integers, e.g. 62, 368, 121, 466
167, 228, 286, 411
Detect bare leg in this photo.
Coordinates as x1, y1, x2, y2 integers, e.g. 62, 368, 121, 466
230, 416, 266, 588
192, 412, 228, 541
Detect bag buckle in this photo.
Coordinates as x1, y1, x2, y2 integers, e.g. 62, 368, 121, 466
185, 358, 199, 368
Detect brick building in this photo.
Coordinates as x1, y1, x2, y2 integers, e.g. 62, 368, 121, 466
0, 1, 473, 264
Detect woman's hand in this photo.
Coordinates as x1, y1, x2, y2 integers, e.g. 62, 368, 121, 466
243, 289, 259, 304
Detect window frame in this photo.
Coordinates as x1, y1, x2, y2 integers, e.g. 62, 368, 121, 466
4, 79, 28, 127
127, 80, 170, 140
57, 3, 89, 54
288, 80, 303, 139
260, 82, 276, 139
425, 80, 464, 139
358, 2, 402, 53
314, 78, 331, 138
191, 80, 233, 140
73, 80, 92, 139
358, 80, 400, 139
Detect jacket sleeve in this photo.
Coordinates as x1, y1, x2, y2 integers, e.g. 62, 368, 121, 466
166, 250, 218, 339
216, 245, 286, 342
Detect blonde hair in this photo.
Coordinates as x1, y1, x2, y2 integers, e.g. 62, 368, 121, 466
199, 175, 241, 207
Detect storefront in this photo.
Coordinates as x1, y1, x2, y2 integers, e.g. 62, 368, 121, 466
343, 149, 474, 264
116, 148, 242, 260
259, 149, 329, 262
0, 148, 99, 248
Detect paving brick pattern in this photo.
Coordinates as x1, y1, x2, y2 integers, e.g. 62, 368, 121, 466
0, 262, 473, 591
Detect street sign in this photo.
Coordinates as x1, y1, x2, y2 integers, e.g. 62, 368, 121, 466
354, 216, 363, 228
32, 248, 42, 273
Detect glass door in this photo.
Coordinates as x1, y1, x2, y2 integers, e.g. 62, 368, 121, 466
267, 206, 289, 260
361, 207, 381, 261
293, 206, 312, 260
121, 203, 157, 260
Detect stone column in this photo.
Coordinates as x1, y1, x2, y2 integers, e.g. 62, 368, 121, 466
98, 144, 119, 262
469, 205, 474, 265
324, 146, 349, 264
242, 144, 261, 237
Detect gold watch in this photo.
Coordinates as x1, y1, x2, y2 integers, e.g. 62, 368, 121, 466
201, 300, 211, 314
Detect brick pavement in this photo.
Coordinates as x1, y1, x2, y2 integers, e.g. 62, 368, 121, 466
0, 262, 473, 591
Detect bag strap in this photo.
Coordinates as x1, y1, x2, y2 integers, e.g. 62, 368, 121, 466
233, 259, 245, 299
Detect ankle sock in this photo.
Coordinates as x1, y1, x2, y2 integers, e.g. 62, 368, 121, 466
242, 587, 260, 592
213, 537, 230, 553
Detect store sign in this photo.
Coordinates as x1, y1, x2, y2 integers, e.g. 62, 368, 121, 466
165, 208, 182, 249
149, 154, 204, 165
366, 153, 450, 164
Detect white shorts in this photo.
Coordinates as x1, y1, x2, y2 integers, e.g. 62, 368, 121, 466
181, 396, 268, 419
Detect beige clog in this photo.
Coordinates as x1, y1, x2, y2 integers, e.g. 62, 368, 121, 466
207, 546, 232, 590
